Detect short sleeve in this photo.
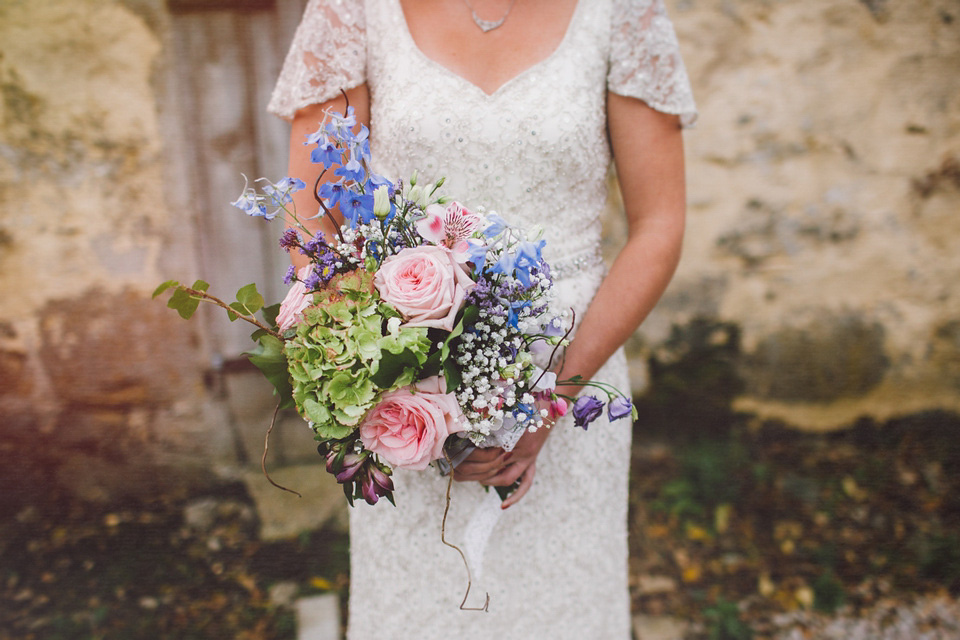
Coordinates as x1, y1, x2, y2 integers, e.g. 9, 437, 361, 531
267, 0, 366, 120
607, 0, 697, 126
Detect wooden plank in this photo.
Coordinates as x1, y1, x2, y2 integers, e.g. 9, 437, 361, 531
168, 0, 276, 13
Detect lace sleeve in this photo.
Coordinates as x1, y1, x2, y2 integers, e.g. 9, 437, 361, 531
267, 0, 366, 120
608, 0, 697, 126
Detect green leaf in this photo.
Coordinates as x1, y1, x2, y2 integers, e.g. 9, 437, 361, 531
443, 358, 462, 391
167, 287, 201, 320
420, 350, 442, 379
245, 334, 294, 408
227, 301, 247, 322
235, 283, 265, 315
370, 348, 422, 389
261, 303, 281, 328
440, 305, 479, 361
152, 280, 179, 299
165, 280, 211, 319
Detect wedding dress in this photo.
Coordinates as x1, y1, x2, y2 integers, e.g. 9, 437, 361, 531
269, 1, 695, 637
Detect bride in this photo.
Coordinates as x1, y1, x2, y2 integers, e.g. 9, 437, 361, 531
268, 0, 695, 637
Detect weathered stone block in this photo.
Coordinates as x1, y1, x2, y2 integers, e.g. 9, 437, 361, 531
37, 288, 204, 408
243, 465, 348, 541
743, 313, 889, 402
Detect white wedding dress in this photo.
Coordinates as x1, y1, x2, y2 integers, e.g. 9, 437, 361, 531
269, 1, 695, 637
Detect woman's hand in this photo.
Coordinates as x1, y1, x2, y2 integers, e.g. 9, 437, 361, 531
452, 447, 509, 484
452, 405, 555, 509
484, 426, 551, 509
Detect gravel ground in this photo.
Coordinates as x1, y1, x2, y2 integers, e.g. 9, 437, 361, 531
772, 594, 960, 640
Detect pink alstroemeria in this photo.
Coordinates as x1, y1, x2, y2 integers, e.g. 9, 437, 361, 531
416, 202, 484, 262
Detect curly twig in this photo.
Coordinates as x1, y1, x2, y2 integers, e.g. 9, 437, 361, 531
262, 400, 302, 498
313, 171, 346, 245
531, 308, 576, 390
441, 452, 490, 613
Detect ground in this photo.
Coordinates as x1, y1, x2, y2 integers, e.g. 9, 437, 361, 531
2, 409, 959, 639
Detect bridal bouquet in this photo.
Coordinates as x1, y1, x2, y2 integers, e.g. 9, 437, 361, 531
156, 107, 635, 507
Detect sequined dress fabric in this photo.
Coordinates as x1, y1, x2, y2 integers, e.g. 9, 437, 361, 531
269, 1, 695, 637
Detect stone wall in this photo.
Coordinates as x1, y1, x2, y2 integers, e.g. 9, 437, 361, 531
0, 0, 957, 512
0, 0, 218, 510
633, 0, 960, 430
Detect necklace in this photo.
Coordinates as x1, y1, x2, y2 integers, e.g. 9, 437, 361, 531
461, 0, 518, 33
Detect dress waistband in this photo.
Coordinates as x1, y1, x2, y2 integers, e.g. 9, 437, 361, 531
548, 245, 604, 279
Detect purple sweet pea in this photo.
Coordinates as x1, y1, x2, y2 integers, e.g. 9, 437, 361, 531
572, 395, 604, 430
607, 396, 633, 421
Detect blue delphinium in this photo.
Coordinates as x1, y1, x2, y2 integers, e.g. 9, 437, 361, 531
318, 181, 348, 210
341, 192, 375, 227
231, 185, 270, 219
334, 152, 366, 183
310, 140, 341, 168
482, 213, 508, 238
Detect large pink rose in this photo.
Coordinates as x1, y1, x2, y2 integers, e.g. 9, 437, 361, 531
374, 245, 475, 331
359, 376, 465, 471
276, 266, 312, 332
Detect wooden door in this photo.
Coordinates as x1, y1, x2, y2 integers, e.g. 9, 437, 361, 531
167, 0, 308, 358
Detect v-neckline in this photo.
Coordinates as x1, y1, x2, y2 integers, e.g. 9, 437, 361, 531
393, 0, 584, 99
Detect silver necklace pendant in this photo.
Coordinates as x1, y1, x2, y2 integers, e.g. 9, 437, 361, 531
463, 0, 517, 33
471, 10, 505, 32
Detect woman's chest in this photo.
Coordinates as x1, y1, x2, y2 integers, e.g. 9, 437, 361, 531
363, 0, 613, 193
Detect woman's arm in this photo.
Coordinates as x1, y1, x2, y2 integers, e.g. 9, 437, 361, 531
554, 93, 686, 389
461, 93, 688, 507
285, 84, 371, 270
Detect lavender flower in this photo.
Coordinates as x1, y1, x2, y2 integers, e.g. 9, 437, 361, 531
572, 395, 604, 430
279, 228, 302, 251
283, 264, 297, 285
301, 236, 327, 257
302, 269, 322, 292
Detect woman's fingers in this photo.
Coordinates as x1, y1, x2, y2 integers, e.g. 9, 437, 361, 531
480, 460, 525, 488
453, 449, 508, 482
500, 462, 536, 509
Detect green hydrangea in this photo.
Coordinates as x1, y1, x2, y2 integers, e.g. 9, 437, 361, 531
284, 270, 431, 439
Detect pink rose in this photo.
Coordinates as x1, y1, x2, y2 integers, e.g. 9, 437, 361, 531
359, 376, 465, 471
374, 245, 475, 331
276, 266, 312, 332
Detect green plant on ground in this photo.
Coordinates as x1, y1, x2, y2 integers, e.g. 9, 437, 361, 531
813, 569, 845, 613
650, 434, 751, 531
914, 531, 960, 588
703, 598, 753, 640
